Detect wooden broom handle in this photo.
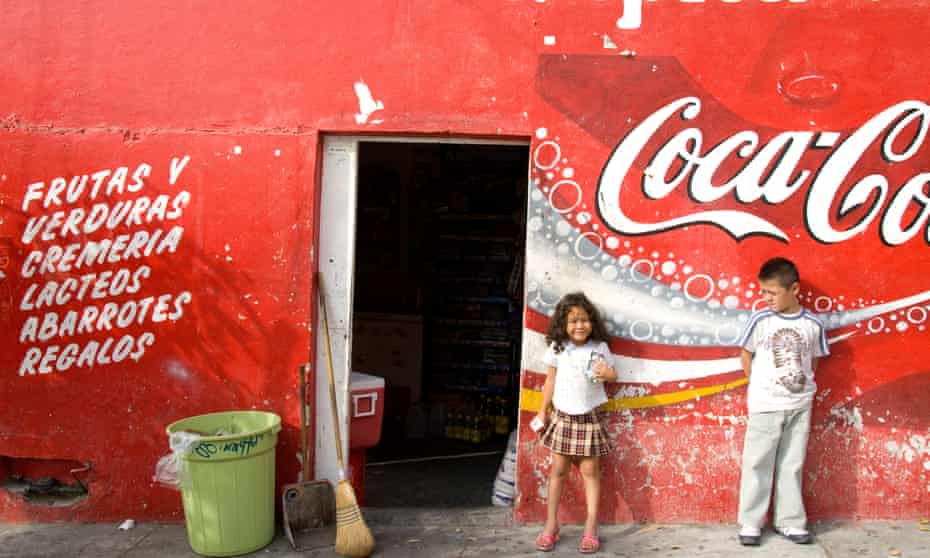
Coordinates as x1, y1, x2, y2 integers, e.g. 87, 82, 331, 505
318, 274, 346, 472
299, 363, 309, 480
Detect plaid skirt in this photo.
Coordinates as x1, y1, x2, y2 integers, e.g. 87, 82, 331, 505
540, 408, 613, 457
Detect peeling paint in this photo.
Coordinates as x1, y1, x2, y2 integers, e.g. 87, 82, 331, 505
353, 80, 384, 124
884, 435, 930, 464
828, 405, 864, 432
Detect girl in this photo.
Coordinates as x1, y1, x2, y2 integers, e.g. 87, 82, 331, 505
534, 292, 617, 554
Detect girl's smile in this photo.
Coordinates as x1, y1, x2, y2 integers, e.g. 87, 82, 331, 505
566, 306, 592, 345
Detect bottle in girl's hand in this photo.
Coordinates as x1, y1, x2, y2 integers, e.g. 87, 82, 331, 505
585, 351, 606, 383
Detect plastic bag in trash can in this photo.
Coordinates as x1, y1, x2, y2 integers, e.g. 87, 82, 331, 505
153, 431, 202, 490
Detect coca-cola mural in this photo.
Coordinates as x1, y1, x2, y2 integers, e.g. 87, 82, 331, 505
516, 1, 930, 522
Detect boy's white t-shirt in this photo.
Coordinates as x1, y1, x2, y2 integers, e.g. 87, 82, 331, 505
738, 308, 829, 413
542, 340, 613, 415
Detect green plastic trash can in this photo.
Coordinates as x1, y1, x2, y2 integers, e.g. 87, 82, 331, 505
166, 411, 282, 557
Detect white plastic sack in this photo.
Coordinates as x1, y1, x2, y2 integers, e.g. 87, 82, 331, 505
153, 431, 202, 490
491, 430, 518, 506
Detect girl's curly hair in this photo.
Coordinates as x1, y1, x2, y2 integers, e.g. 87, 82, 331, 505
545, 292, 611, 354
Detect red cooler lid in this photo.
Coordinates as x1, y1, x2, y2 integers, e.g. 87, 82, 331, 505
350, 371, 385, 391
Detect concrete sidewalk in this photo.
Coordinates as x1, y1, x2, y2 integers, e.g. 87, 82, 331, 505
1, 508, 928, 557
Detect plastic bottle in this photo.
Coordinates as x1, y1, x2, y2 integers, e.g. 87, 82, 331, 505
495, 396, 509, 436
470, 414, 481, 443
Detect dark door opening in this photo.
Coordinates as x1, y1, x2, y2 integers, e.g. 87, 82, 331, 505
351, 141, 528, 507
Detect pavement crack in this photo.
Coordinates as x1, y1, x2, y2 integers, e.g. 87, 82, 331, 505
116, 526, 154, 558
817, 539, 835, 558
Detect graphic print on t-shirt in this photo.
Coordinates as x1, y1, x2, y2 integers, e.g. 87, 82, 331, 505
771, 328, 806, 393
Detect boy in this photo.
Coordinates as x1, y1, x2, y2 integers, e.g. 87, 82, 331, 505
736, 257, 829, 546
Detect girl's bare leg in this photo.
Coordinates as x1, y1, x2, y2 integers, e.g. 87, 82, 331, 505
579, 456, 601, 535
544, 452, 571, 535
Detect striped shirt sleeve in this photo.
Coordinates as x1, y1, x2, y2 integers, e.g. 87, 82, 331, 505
806, 311, 830, 357
736, 310, 767, 351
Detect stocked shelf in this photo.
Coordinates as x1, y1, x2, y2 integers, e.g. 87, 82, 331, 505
436, 384, 509, 395
426, 207, 519, 400
437, 213, 513, 222
438, 234, 513, 243
431, 317, 510, 327
418, 143, 527, 440
431, 361, 511, 372
434, 338, 511, 348
442, 296, 511, 305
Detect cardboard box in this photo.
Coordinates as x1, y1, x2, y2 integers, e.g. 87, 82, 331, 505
352, 312, 423, 403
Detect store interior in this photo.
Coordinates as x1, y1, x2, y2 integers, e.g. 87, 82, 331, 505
351, 141, 529, 507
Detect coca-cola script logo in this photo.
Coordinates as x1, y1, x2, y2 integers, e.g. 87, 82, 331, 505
597, 97, 930, 246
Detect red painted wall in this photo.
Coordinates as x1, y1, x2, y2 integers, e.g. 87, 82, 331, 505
1, 0, 928, 524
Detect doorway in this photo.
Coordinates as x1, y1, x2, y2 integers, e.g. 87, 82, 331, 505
342, 138, 529, 507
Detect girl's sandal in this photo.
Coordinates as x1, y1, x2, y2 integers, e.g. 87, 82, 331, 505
534, 530, 560, 552
579, 533, 600, 554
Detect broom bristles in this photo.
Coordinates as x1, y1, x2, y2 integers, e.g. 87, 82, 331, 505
334, 480, 375, 558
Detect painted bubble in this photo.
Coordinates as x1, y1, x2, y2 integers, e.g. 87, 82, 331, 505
661, 261, 677, 275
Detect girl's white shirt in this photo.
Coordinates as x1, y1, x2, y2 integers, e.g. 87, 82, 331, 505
543, 340, 613, 415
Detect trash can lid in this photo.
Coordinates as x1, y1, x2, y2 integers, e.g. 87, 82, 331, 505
351, 371, 384, 390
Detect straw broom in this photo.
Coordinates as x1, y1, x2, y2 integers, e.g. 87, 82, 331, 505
319, 274, 376, 558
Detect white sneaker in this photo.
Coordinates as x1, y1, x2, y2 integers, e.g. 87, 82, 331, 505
776, 526, 812, 544
738, 526, 761, 546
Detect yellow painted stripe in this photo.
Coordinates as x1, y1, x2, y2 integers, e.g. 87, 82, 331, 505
519, 377, 748, 412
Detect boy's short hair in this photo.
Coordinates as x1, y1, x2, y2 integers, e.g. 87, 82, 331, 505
758, 257, 799, 288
